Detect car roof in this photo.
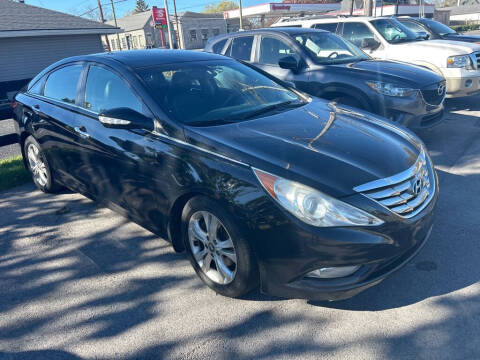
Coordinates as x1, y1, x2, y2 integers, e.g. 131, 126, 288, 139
275, 16, 391, 26
207, 27, 326, 45
62, 49, 230, 69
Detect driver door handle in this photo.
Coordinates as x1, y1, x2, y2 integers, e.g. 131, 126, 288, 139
74, 126, 90, 139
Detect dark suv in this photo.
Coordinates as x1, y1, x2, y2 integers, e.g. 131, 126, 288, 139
205, 27, 445, 129
398, 17, 480, 43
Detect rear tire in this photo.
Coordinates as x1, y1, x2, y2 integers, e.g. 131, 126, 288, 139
182, 196, 259, 298
23, 136, 62, 193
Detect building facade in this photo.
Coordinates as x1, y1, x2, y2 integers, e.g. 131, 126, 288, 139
106, 11, 231, 50
0, 0, 118, 111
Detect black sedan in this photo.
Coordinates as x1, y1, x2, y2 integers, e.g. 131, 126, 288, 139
12, 50, 438, 300
398, 17, 480, 43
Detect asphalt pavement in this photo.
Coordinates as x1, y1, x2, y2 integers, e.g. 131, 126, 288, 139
0, 98, 479, 360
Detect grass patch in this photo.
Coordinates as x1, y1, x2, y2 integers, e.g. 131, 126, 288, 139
0, 155, 31, 192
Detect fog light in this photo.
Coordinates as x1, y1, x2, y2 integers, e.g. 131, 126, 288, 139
306, 265, 360, 279
465, 79, 473, 88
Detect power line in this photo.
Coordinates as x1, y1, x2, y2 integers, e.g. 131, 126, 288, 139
78, 0, 127, 17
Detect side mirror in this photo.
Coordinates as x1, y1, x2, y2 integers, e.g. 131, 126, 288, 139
7, 91, 17, 102
361, 38, 380, 50
279, 56, 301, 73
99, 107, 154, 131
416, 31, 429, 40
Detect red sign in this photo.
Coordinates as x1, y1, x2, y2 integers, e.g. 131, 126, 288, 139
152, 6, 167, 26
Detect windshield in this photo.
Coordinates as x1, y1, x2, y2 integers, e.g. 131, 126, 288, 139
293, 32, 370, 64
137, 60, 304, 126
423, 19, 457, 36
371, 18, 420, 44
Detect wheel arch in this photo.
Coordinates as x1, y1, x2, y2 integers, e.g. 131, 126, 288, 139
168, 191, 211, 253
319, 84, 373, 112
19, 131, 32, 169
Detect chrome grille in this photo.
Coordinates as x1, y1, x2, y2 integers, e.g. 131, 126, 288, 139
353, 149, 435, 218
420, 81, 446, 106
475, 52, 480, 69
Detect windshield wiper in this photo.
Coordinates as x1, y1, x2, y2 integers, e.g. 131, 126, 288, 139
237, 100, 304, 120
187, 118, 239, 126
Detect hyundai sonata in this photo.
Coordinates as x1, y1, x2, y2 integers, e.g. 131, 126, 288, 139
12, 50, 437, 300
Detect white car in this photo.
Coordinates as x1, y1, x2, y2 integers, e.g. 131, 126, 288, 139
272, 16, 480, 98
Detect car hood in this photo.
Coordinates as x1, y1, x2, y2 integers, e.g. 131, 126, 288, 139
184, 100, 422, 197
392, 39, 480, 55
443, 34, 480, 43
333, 60, 442, 88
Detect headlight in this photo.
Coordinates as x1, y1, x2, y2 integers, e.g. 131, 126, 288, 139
447, 55, 473, 69
253, 169, 384, 227
366, 81, 415, 97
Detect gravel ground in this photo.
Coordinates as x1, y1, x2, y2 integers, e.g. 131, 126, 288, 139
0, 99, 479, 360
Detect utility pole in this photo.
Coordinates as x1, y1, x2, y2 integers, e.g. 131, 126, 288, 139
364, 0, 373, 16
239, 0, 244, 30
172, 0, 182, 49
97, 0, 110, 51
350, 0, 354, 16
97, 0, 105, 22
164, 0, 174, 49
110, 0, 121, 50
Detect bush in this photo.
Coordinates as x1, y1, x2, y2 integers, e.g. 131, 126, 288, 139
450, 23, 480, 32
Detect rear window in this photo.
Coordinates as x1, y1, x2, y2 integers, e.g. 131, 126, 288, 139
313, 23, 339, 33
212, 39, 227, 54
28, 77, 45, 95
229, 36, 254, 61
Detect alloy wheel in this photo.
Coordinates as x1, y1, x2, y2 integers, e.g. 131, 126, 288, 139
26, 143, 48, 187
188, 211, 237, 285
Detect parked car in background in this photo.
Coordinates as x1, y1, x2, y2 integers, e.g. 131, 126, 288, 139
205, 28, 445, 129
13, 50, 438, 301
272, 16, 480, 98
397, 17, 480, 43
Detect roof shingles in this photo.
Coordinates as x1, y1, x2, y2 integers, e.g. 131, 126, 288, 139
0, 0, 116, 31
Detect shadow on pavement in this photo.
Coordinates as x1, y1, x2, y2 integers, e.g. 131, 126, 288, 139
0, 104, 479, 359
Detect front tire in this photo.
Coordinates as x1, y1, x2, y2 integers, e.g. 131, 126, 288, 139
24, 136, 62, 193
182, 196, 259, 298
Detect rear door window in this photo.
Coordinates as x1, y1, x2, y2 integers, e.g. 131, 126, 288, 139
258, 37, 300, 66
84, 65, 144, 114
313, 23, 339, 33
44, 64, 83, 104
342, 22, 375, 47
229, 36, 254, 61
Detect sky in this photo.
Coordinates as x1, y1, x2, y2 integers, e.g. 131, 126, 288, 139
25, 0, 268, 19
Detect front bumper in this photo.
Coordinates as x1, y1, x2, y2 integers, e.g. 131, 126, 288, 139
441, 68, 480, 98
253, 177, 438, 301
373, 91, 444, 129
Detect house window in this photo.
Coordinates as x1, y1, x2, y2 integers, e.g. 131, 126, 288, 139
133, 36, 138, 48
110, 39, 116, 50
190, 30, 197, 41
116, 39, 120, 49
121, 37, 127, 49
213, 28, 220, 36
139, 35, 144, 47
201, 29, 208, 41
